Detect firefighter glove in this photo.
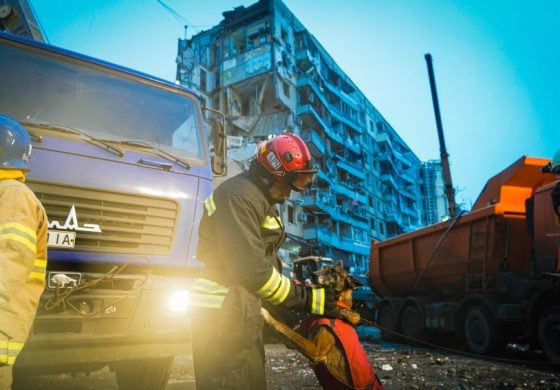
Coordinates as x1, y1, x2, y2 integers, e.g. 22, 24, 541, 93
305, 286, 337, 315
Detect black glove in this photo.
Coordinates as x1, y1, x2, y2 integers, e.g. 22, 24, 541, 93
304, 286, 337, 315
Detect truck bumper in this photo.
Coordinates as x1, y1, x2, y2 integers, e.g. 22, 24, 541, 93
15, 272, 193, 375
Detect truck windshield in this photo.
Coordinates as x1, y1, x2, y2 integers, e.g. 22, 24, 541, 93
0, 40, 206, 164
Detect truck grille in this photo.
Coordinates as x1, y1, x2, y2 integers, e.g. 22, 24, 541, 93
28, 181, 178, 255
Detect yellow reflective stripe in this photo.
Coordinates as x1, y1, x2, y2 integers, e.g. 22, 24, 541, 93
29, 272, 45, 281
267, 275, 291, 305
204, 194, 216, 216
256, 268, 282, 297
191, 278, 230, 295
256, 268, 291, 305
310, 288, 325, 315
0, 222, 37, 253
189, 278, 230, 309
0, 341, 24, 366
0, 222, 36, 238
28, 258, 47, 281
261, 216, 281, 230
34, 259, 47, 268
0, 232, 36, 253
190, 292, 226, 309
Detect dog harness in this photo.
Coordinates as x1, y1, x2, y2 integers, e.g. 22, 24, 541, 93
303, 316, 383, 390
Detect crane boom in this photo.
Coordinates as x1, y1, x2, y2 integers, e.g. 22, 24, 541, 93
424, 53, 457, 218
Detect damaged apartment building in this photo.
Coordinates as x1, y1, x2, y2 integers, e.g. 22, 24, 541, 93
176, 0, 425, 274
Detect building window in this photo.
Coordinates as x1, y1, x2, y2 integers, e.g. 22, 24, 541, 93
199, 69, 207, 91
282, 81, 290, 98
287, 205, 294, 224
281, 27, 288, 42
379, 221, 385, 235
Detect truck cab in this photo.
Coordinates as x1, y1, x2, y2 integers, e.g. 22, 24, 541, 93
0, 32, 226, 388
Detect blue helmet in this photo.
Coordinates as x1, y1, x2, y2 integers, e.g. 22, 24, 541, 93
0, 114, 32, 171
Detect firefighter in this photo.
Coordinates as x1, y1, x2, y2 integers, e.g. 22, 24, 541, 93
0, 114, 48, 390
191, 133, 337, 389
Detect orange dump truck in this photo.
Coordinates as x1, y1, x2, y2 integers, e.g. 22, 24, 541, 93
369, 156, 560, 361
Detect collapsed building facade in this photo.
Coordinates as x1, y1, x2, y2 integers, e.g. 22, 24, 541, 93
176, 0, 426, 274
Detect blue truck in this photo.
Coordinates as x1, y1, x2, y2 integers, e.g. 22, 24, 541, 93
0, 31, 226, 389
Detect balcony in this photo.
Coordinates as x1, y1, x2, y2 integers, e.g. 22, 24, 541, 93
385, 210, 403, 225
297, 75, 330, 112
333, 181, 367, 205
400, 187, 417, 201
315, 171, 367, 206
375, 132, 396, 151
303, 224, 370, 256
297, 104, 345, 148
330, 108, 364, 135
336, 158, 366, 180
324, 81, 360, 112
401, 170, 416, 185
400, 204, 419, 219
301, 128, 326, 156
393, 148, 412, 169
301, 190, 368, 230
295, 49, 315, 72
380, 174, 399, 191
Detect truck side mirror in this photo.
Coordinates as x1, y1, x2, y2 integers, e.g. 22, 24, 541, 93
211, 117, 227, 177
202, 107, 227, 177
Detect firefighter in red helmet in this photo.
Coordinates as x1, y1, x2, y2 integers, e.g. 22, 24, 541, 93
191, 133, 336, 389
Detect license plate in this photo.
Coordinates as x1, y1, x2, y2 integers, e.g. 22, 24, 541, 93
47, 230, 76, 248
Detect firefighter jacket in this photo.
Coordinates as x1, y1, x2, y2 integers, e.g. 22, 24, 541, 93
195, 171, 309, 310
301, 315, 383, 390
0, 176, 48, 366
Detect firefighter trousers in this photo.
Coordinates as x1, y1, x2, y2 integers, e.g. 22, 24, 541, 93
0, 365, 12, 390
192, 285, 267, 390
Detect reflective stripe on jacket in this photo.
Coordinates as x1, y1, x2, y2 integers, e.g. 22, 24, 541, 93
190, 278, 230, 309
196, 172, 308, 310
0, 178, 48, 365
0, 340, 24, 365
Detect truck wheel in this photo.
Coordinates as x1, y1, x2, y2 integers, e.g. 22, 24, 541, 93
538, 306, 560, 362
401, 305, 427, 346
113, 357, 174, 390
378, 304, 399, 342
464, 305, 503, 354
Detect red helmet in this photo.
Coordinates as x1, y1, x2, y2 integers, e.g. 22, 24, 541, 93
256, 134, 317, 191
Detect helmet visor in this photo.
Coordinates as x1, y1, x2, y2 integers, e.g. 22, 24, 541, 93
290, 171, 317, 192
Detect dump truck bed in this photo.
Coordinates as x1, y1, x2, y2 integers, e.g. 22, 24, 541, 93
369, 156, 555, 298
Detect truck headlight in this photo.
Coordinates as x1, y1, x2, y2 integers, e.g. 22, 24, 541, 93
167, 289, 190, 313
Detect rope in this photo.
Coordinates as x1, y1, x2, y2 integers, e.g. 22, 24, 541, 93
43, 262, 139, 316
358, 317, 560, 368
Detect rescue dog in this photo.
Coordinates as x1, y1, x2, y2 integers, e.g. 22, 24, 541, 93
262, 264, 383, 390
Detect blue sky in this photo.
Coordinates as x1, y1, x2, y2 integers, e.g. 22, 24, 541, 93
31, 0, 559, 207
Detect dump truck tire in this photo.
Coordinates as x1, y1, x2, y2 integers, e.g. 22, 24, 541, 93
538, 306, 560, 362
378, 304, 399, 342
464, 305, 503, 354
401, 305, 427, 346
